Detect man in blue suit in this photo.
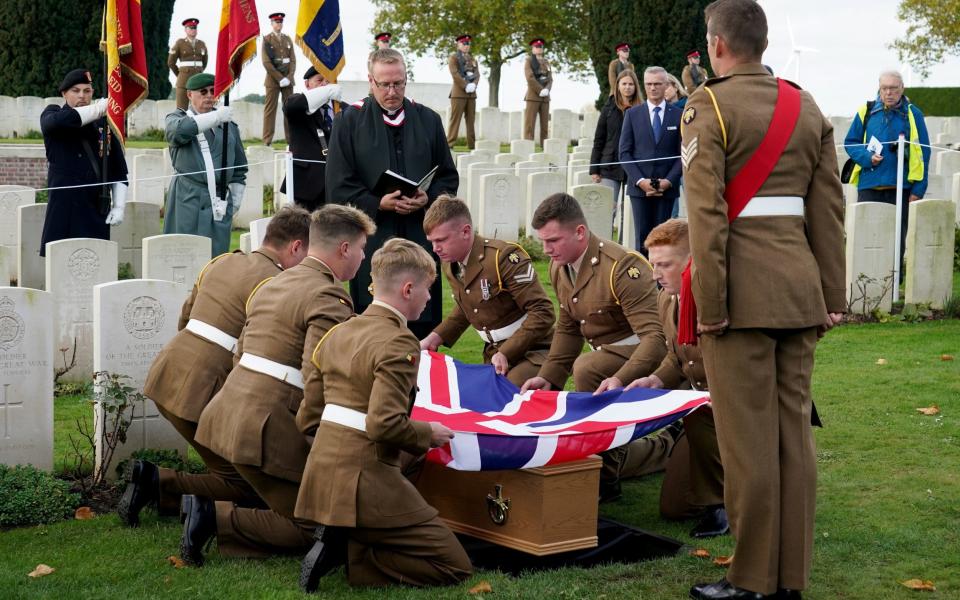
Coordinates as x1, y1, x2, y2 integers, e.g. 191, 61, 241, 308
619, 66, 683, 254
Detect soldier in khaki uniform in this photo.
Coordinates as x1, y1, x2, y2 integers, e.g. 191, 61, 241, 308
607, 42, 635, 96
523, 38, 552, 145
446, 34, 479, 149
296, 238, 472, 590
118, 207, 311, 527
167, 18, 208, 110
420, 196, 554, 387
681, 50, 710, 95
624, 219, 727, 539
181, 206, 376, 566
261, 12, 296, 145
519, 193, 674, 501
684, 2, 845, 598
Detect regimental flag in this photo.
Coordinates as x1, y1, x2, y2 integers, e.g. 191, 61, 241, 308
413, 352, 711, 471
214, 0, 260, 98
100, 0, 148, 145
296, 0, 345, 83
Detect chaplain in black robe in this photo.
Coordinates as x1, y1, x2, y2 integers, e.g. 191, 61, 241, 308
325, 61, 458, 338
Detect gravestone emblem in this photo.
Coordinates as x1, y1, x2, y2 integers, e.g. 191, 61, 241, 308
0, 296, 24, 351
69, 248, 100, 281
123, 296, 165, 340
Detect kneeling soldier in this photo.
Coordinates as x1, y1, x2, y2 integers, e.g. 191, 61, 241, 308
420, 195, 554, 387
296, 238, 472, 590
181, 205, 375, 566
120, 207, 311, 527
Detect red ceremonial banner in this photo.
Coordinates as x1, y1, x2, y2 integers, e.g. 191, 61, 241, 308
101, 0, 148, 145
214, 0, 260, 98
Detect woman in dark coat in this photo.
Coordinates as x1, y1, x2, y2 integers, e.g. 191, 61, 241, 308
590, 69, 642, 218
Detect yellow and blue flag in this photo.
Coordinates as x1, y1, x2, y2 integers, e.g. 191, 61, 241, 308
296, 0, 345, 82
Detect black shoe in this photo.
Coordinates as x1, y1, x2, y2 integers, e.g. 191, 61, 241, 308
299, 526, 346, 593
689, 579, 773, 599
598, 479, 622, 504
117, 460, 159, 527
690, 505, 730, 538
777, 590, 802, 599
179, 495, 216, 567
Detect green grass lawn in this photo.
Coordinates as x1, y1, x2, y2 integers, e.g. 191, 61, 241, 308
2, 269, 959, 599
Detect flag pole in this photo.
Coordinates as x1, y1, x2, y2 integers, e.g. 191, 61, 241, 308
100, 3, 111, 216
218, 91, 230, 203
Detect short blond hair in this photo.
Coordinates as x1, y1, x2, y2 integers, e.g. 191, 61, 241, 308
310, 204, 376, 249
644, 218, 689, 251
371, 238, 436, 288
423, 195, 472, 234
368, 48, 405, 73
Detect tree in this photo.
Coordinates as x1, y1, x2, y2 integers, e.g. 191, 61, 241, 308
0, 0, 174, 100
371, 0, 590, 107
586, 0, 712, 108
891, 0, 960, 77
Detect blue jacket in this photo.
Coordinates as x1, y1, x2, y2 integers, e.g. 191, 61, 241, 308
619, 101, 682, 199
843, 96, 930, 197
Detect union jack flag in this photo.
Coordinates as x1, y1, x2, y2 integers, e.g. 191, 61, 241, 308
413, 351, 711, 471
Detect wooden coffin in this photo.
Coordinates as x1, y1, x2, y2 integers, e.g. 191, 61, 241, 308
415, 455, 601, 556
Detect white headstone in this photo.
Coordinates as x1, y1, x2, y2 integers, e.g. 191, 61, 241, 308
935, 132, 957, 146
478, 107, 501, 141
551, 109, 575, 142
17, 204, 46, 290
620, 197, 636, 251
580, 110, 600, 140
478, 173, 522, 242
515, 160, 546, 214
566, 159, 590, 190
0, 96, 15, 137
456, 154, 488, 198
249, 217, 272, 251
571, 184, 615, 240
924, 117, 945, 138
15, 97, 44, 138
0, 288, 54, 470
93, 280, 188, 474
245, 144, 276, 191
542, 138, 568, 163
510, 139, 535, 157
0, 186, 34, 282
234, 165, 264, 228
0, 248, 13, 286
272, 151, 288, 209
130, 153, 166, 206
475, 139, 501, 155
466, 162, 499, 218
110, 202, 161, 279
494, 153, 522, 168
845, 202, 895, 314
508, 112, 523, 140
904, 200, 955, 308
953, 173, 960, 224
141, 234, 211, 286
239, 232, 252, 254
526, 171, 565, 231
46, 239, 119, 383
156, 100, 177, 131
128, 99, 158, 137
935, 149, 960, 178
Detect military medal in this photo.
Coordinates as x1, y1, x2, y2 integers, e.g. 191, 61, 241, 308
480, 278, 491, 300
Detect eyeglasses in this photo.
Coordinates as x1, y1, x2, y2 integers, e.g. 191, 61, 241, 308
373, 80, 406, 91
197, 87, 215, 96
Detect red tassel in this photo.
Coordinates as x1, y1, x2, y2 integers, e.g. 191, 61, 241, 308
677, 257, 698, 346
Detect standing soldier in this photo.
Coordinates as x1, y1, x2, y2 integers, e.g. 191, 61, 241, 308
420, 196, 555, 387
523, 38, 552, 146
446, 34, 479, 150
681, 50, 710, 95
167, 18, 208, 111
374, 32, 392, 49
683, 1, 845, 598
607, 42, 635, 96
262, 12, 296, 146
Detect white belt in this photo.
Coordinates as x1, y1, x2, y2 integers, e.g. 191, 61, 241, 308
185, 319, 238, 353
738, 196, 804, 218
476, 314, 527, 344
179, 60, 203, 67
239, 353, 304, 389
321, 404, 367, 432
590, 333, 640, 352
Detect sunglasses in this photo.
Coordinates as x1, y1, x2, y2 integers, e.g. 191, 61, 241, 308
196, 87, 215, 96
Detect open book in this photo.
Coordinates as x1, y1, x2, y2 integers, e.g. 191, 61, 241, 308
372, 165, 439, 198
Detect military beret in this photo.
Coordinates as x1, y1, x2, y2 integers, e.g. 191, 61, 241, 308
456, 34, 471, 44
182, 18, 199, 27
269, 12, 285, 21
375, 32, 392, 42
186, 72, 215, 91
529, 38, 545, 47
304, 66, 319, 80
58, 69, 93, 93
687, 50, 700, 58
615, 42, 630, 52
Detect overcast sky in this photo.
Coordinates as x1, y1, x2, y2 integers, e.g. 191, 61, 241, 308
169, 0, 959, 117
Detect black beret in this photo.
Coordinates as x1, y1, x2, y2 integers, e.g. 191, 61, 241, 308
59, 69, 93, 93
304, 66, 319, 80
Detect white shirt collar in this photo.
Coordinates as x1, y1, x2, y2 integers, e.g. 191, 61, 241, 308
647, 99, 667, 112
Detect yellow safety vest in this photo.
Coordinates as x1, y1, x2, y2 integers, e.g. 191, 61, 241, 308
850, 102, 924, 185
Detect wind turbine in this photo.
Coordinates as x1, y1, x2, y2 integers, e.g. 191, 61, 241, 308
781, 16, 819, 83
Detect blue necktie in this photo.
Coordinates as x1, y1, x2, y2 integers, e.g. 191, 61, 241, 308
652, 105, 663, 144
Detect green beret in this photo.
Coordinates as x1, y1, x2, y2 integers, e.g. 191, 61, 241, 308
186, 73, 215, 91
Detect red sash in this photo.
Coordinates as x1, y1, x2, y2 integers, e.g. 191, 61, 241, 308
677, 78, 802, 345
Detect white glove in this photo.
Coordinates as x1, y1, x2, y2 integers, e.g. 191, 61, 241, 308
105, 182, 127, 225
465, 83, 476, 94
304, 84, 342, 114
215, 105, 234, 124
75, 98, 108, 126
192, 110, 220, 132
211, 196, 227, 222
539, 88, 550, 98
279, 77, 291, 88
228, 182, 245, 212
